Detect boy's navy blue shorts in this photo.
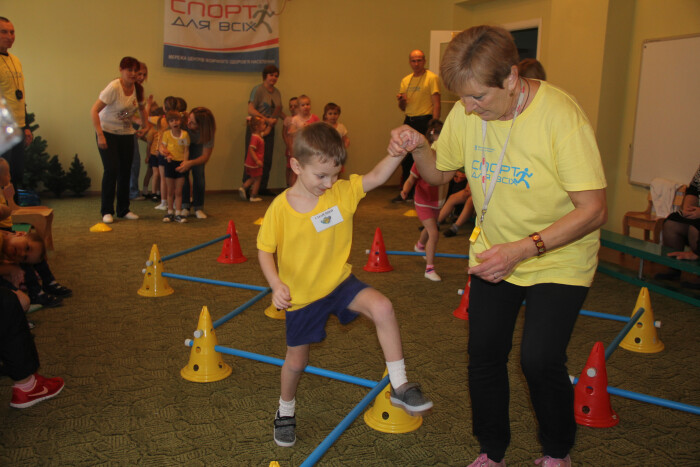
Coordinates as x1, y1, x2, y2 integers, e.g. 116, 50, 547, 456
157, 154, 167, 166
165, 160, 187, 179
148, 154, 159, 168
285, 274, 369, 347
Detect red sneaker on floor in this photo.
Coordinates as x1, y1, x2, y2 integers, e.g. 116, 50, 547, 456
10, 374, 64, 408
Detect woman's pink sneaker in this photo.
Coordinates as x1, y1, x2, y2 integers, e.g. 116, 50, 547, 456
534, 455, 571, 466
468, 453, 506, 467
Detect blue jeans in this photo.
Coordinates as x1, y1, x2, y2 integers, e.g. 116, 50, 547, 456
182, 159, 205, 210
468, 277, 588, 462
129, 135, 141, 199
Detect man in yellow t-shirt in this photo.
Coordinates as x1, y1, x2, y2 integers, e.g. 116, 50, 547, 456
393, 49, 441, 202
0, 17, 33, 198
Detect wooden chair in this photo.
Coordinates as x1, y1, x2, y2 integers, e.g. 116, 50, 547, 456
5, 184, 54, 250
622, 185, 686, 244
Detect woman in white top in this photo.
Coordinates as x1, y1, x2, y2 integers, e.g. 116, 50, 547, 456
90, 56, 150, 224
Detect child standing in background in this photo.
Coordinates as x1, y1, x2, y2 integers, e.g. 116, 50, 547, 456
401, 119, 445, 281
288, 95, 319, 138
153, 96, 179, 210
283, 97, 299, 187
322, 102, 349, 148
159, 110, 190, 223
239, 116, 270, 202
258, 122, 433, 448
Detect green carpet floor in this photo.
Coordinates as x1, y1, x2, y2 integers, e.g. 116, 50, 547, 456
1, 187, 698, 466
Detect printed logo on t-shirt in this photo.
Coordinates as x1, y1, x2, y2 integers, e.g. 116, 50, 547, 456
470, 159, 534, 189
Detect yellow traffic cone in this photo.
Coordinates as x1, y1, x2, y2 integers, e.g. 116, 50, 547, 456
364, 370, 422, 433
138, 244, 174, 297
181, 306, 232, 382
268, 462, 280, 467
254, 217, 264, 225
264, 302, 285, 320
403, 209, 417, 217
89, 222, 112, 232
620, 287, 664, 353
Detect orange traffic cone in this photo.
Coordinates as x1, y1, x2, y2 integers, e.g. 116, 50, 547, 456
181, 306, 232, 382
363, 227, 393, 272
574, 341, 619, 428
138, 244, 174, 297
453, 276, 471, 320
620, 287, 664, 354
364, 370, 422, 433
264, 302, 285, 320
218, 220, 247, 264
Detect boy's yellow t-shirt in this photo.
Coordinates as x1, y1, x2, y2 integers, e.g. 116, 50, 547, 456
257, 175, 366, 310
435, 81, 607, 287
160, 129, 190, 162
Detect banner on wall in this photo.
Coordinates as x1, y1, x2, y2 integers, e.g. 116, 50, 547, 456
163, 0, 279, 72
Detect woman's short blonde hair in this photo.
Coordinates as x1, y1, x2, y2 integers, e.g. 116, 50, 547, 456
440, 25, 519, 94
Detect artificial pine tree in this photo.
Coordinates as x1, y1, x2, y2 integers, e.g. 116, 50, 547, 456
22, 112, 49, 192
66, 154, 91, 196
45, 155, 67, 197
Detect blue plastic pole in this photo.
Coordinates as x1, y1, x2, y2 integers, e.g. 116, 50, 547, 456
162, 272, 268, 291
209, 344, 379, 388
383, 250, 469, 259
300, 375, 391, 467
579, 309, 630, 323
604, 307, 645, 361
161, 234, 230, 262
571, 376, 700, 415
212, 289, 271, 328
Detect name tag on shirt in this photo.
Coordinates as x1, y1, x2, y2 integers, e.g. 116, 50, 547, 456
311, 206, 343, 233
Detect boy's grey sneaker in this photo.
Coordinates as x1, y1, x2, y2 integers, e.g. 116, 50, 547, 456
162, 214, 174, 223
273, 411, 296, 447
390, 382, 433, 416
174, 215, 187, 223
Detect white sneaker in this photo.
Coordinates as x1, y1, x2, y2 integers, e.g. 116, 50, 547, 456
155, 201, 167, 210
238, 187, 247, 201
195, 210, 208, 219
180, 209, 189, 218
123, 211, 139, 220
102, 214, 114, 224
249, 196, 262, 202
424, 270, 442, 281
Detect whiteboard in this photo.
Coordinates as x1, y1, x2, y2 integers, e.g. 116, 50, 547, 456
629, 34, 700, 186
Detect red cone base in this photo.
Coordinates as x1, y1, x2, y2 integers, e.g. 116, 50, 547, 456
453, 276, 470, 320
574, 341, 619, 428
218, 220, 247, 264
364, 227, 393, 272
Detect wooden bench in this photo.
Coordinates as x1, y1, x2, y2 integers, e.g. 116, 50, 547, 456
598, 229, 700, 307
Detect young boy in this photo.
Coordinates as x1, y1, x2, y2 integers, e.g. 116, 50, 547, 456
257, 122, 432, 448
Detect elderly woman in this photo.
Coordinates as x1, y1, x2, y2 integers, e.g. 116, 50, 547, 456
388, 26, 607, 466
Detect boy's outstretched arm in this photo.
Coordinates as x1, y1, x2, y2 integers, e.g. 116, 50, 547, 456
387, 125, 455, 186
258, 250, 292, 310
362, 153, 406, 193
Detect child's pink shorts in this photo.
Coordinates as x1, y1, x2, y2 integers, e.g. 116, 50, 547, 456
415, 204, 439, 222
245, 166, 263, 178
